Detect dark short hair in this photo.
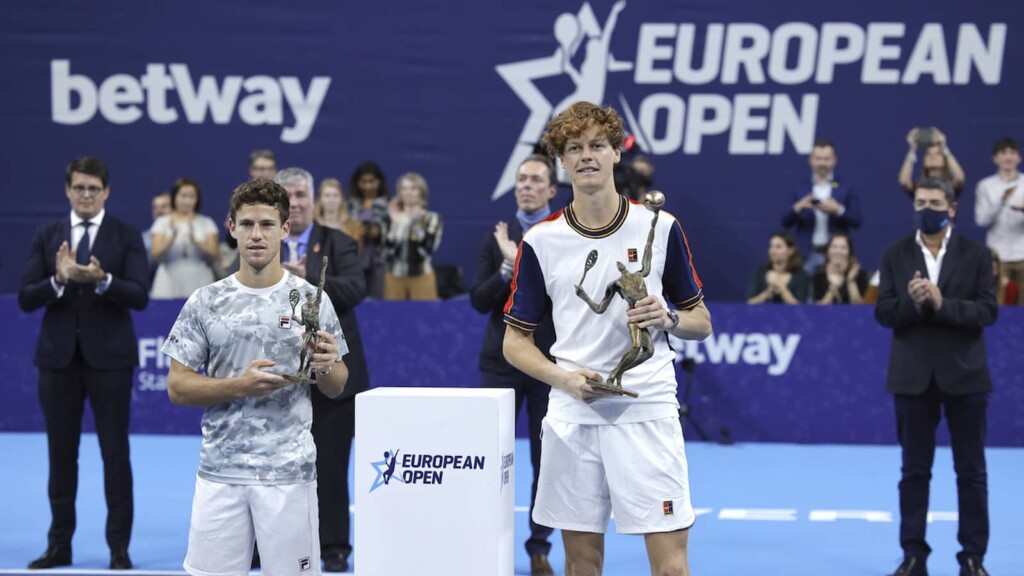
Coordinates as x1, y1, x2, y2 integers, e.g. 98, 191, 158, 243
518, 154, 557, 187
170, 178, 203, 213
992, 137, 1019, 156
812, 138, 835, 152
65, 156, 109, 188
248, 149, 277, 167
229, 178, 289, 224
915, 176, 955, 204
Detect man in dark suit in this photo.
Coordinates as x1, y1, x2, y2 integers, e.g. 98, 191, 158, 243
276, 167, 370, 572
876, 177, 997, 576
469, 154, 557, 576
19, 156, 149, 570
781, 138, 863, 273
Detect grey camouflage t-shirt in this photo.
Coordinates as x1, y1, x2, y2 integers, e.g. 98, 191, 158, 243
162, 271, 348, 485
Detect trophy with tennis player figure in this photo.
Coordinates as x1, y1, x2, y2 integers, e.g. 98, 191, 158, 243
572, 191, 667, 398
285, 257, 329, 383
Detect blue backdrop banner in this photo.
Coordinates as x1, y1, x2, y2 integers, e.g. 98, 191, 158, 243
1, 1, 1022, 300
2, 297, 1021, 446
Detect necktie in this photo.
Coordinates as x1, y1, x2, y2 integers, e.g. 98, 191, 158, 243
287, 239, 299, 265
76, 221, 92, 266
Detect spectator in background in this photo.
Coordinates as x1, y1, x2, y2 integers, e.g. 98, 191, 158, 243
142, 192, 171, 260
614, 154, 654, 201
812, 232, 869, 304
348, 161, 389, 298
974, 137, 1024, 295
748, 232, 809, 304
142, 192, 171, 283
149, 178, 219, 299
470, 154, 558, 576
316, 177, 363, 242
19, 156, 149, 570
274, 167, 371, 572
383, 172, 443, 300
215, 212, 238, 280
992, 250, 1019, 305
247, 148, 276, 180
899, 127, 966, 198
781, 139, 862, 274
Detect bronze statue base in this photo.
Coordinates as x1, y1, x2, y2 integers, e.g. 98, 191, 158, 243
586, 378, 639, 398
282, 373, 315, 385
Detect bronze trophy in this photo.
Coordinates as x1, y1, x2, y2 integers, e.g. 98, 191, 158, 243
573, 191, 666, 398
285, 257, 329, 383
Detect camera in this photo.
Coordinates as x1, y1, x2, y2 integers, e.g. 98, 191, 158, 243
915, 126, 936, 149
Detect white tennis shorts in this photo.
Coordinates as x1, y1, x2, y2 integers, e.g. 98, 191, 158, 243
183, 476, 321, 576
532, 416, 695, 534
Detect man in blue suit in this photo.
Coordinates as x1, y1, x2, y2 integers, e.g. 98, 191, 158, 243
781, 139, 862, 274
19, 156, 149, 570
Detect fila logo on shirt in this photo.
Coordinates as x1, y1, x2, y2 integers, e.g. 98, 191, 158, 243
298, 556, 311, 571
279, 316, 292, 329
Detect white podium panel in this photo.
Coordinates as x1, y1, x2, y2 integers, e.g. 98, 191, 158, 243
354, 387, 515, 576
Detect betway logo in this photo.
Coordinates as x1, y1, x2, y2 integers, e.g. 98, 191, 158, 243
677, 332, 800, 376
50, 60, 331, 143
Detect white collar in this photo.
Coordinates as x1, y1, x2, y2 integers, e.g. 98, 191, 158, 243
71, 209, 106, 228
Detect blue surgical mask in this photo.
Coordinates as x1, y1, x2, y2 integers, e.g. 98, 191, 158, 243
914, 208, 950, 235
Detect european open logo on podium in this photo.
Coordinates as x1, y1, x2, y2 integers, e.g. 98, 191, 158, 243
355, 388, 516, 575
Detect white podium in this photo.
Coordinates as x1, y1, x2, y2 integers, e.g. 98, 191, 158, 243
354, 387, 515, 576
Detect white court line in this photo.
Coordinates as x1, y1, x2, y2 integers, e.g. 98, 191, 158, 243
1, 508, 537, 574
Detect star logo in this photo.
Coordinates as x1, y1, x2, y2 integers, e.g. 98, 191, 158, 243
368, 448, 404, 493
492, 1, 634, 200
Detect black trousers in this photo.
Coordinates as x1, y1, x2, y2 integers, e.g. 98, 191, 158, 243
894, 384, 989, 564
38, 350, 134, 551
482, 371, 554, 556
311, 391, 355, 559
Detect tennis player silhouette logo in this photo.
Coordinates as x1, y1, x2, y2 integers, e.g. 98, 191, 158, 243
493, 1, 633, 200
369, 448, 404, 493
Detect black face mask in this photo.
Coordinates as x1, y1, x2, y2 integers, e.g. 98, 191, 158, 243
914, 208, 949, 234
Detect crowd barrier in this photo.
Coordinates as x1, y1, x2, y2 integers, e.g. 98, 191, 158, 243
2, 296, 1021, 446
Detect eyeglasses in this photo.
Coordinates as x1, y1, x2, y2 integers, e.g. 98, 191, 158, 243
70, 185, 104, 196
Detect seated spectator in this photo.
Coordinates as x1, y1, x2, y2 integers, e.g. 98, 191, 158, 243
383, 172, 443, 300
349, 162, 390, 299
993, 250, 1020, 305
747, 232, 809, 304
812, 232, 870, 304
149, 178, 219, 298
899, 127, 966, 198
316, 178, 363, 242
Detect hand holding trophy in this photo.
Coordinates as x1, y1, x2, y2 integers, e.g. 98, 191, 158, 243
573, 191, 666, 398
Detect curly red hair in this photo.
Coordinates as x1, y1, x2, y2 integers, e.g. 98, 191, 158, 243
542, 101, 625, 158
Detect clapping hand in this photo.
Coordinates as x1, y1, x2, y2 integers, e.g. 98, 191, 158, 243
281, 255, 307, 279
493, 222, 518, 262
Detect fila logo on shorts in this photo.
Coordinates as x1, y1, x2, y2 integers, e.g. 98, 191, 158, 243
299, 556, 311, 571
